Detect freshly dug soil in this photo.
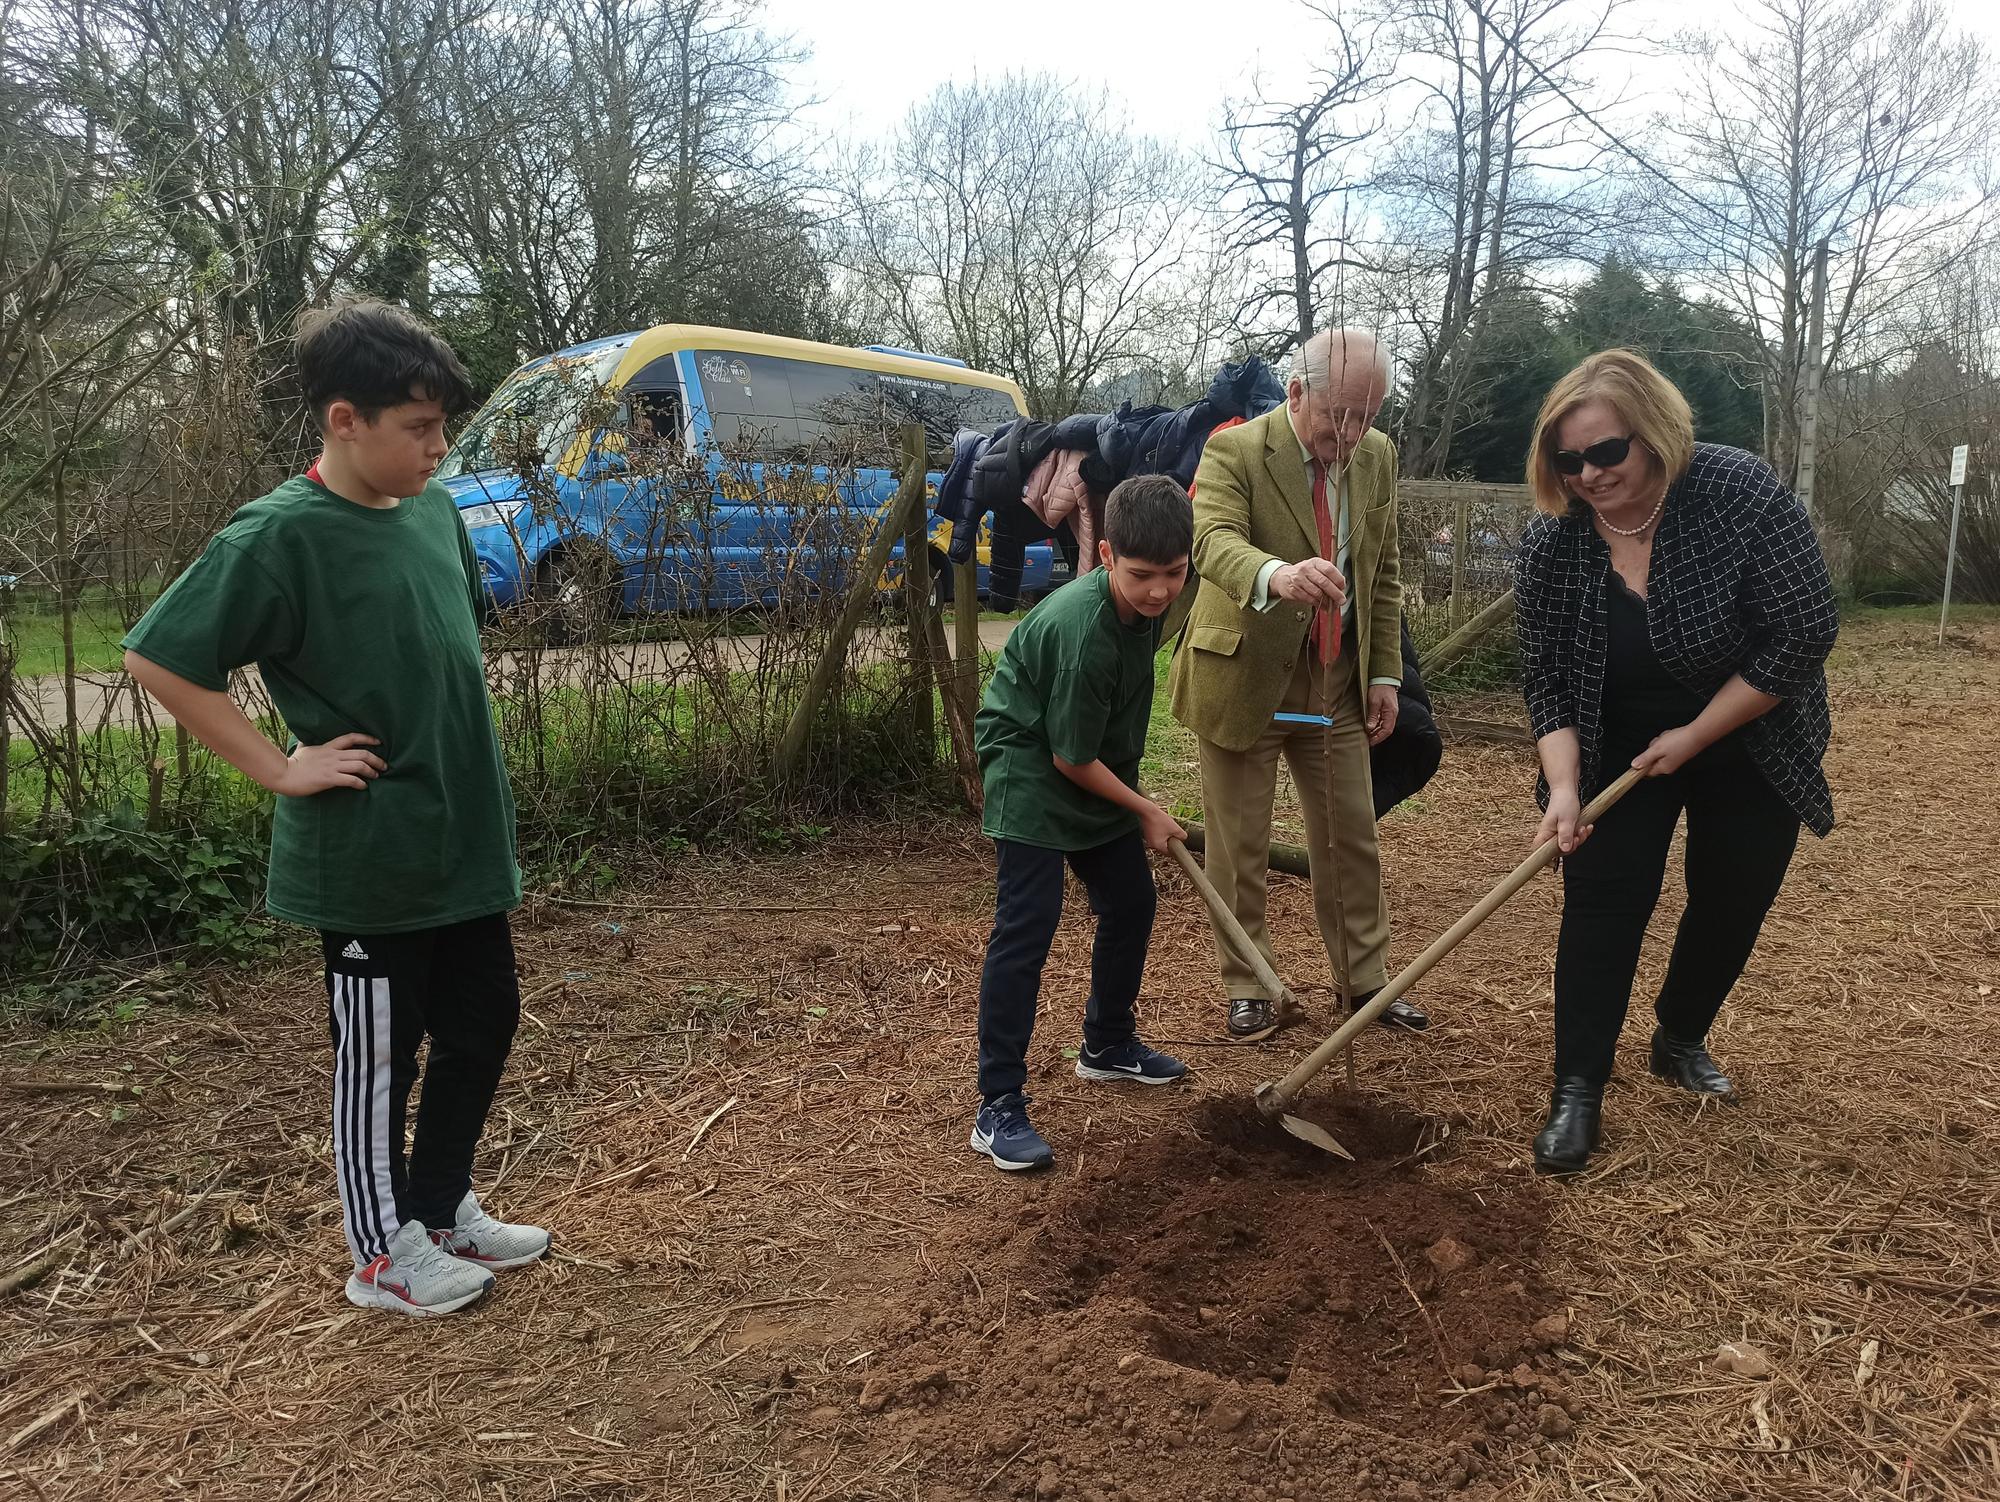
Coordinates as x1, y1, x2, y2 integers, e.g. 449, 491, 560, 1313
817, 1097, 1580, 1502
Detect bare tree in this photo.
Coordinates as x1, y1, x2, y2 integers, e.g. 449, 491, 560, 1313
0, 38, 285, 817
1211, 4, 1385, 357
0, 32, 198, 528
18, 0, 473, 412
1367, 0, 1624, 476
428, 0, 820, 360
1664, 0, 1996, 565
837, 75, 1202, 417
1817, 232, 2000, 599
428, 14, 590, 355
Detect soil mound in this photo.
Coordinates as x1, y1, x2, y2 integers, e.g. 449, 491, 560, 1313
816, 1098, 1582, 1502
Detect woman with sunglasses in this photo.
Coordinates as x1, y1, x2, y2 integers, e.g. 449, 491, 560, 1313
1512, 348, 1838, 1175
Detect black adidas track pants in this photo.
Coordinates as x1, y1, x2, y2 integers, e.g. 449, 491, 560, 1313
321, 914, 521, 1267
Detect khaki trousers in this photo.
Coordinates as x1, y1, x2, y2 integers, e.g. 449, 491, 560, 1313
1194, 642, 1389, 1000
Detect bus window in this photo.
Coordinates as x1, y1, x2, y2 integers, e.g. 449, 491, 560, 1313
688, 349, 1023, 467
693, 351, 799, 459
789, 362, 897, 468
629, 391, 684, 446
710, 412, 800, 458
874, 372, 1021, 463
620, 392, 685, 474
440, 343, 626, 480
624, 355, 686, 446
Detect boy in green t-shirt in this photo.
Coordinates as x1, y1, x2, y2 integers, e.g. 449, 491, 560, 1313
969, 475, 1195, 1172
123, 301, 548, 1315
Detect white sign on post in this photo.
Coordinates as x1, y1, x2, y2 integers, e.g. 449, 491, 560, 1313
1940, 443, 1971, 648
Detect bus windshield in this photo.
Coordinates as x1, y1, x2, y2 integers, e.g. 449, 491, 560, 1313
438, 344, 628, 480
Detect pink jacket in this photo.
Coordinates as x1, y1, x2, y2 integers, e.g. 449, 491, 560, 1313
1021, 449, 1101, 574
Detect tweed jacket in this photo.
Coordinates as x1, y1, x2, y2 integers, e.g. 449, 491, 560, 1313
1167, 407, 1403, 751
1514, 443, 1839, 835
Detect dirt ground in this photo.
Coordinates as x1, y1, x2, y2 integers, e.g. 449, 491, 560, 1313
3, 610, 1997, 1501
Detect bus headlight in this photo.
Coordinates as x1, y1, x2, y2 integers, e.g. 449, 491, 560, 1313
460, 502, 525, 532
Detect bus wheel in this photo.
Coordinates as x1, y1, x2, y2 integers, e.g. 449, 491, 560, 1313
537, 546, 620, 645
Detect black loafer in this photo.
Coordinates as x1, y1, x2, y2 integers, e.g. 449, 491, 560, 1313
1533, 1077, 1603, 1175
1648, 1029, 1738, 1100
1227, 997, 1284, 1040
1351, 989, 1429, 1032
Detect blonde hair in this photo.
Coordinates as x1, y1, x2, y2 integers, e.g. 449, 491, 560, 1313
1526, 349, 1695, 515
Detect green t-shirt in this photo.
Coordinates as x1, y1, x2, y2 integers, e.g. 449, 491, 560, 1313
123, 476, 521, 935
975, 570, 1161, 851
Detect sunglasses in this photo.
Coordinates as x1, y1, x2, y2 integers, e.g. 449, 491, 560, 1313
1552, 435, 1636, 475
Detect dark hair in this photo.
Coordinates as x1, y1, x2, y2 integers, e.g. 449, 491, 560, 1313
295, 299, 475, 430
1104, 474, 1193, 564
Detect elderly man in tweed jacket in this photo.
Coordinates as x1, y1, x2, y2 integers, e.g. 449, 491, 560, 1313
1167, 329, 1428, 1040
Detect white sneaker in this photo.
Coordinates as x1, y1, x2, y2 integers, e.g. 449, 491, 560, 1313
345, 1219, 494, 1316
430, 1191, 551, 1271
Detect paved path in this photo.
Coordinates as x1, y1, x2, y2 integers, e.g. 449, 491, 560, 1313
11, 619, 1023, 733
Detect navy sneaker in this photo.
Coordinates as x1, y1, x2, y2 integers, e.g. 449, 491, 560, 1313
969, 1092, 1055, 1172
1074, 1037, 1189, 1087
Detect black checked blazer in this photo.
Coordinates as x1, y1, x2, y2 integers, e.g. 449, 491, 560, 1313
1514, 443, 1839, 836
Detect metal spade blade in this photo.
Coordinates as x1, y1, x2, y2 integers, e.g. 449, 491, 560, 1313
1255, 1082, 1352, 1159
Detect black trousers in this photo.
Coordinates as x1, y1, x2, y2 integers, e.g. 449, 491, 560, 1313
1371, 615, 1444, 817
976, 832, 1155, 1100
321, 913, 521, 1266
1554, 745, 1800, 1086
985, 496, 1077, 611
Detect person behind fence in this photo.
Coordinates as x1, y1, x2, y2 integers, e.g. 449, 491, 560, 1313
968, 475, 1196, 1172
122, 299, 550, 1315
1513, 348, 1839, 1176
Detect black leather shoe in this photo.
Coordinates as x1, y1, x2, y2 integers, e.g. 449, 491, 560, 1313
1649, 1029, 1738, 1100
1227, 997, 1284, 1040
1351, 988, 1429, 1032
1533, 1078, 1603, 1175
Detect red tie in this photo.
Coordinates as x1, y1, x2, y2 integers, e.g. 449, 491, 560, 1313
1310, 463, 1343, 665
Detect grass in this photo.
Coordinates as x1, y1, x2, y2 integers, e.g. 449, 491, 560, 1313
1, 589, 134, 678
4, 722, 272, 827
2, 591, 1025, 684
7, 652, 946, 848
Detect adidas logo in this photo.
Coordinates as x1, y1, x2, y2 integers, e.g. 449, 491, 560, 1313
341, 939, 369, 961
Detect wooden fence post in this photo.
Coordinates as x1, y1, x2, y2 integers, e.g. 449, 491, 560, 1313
954, 556, 980, 718
0, 637, 12, 833
1417, 588, 1515, 680
1449, 494, 1469, 628
897, 434, 984, 809
899, 428, 937, 756
922, 606, 983, 811
772, 424, 931, 787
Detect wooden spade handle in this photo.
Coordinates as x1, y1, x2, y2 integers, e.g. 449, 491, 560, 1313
1168, 838, 1297, 1010
1258, 765, 1648, 1115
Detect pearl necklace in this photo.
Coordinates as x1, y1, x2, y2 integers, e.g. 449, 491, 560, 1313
1595, 487, 1667, 537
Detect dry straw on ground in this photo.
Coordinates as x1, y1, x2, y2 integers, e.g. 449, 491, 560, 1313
1, 612, 1995, 1500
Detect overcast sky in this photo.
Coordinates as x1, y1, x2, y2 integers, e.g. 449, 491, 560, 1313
761, 0, 2000, 153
